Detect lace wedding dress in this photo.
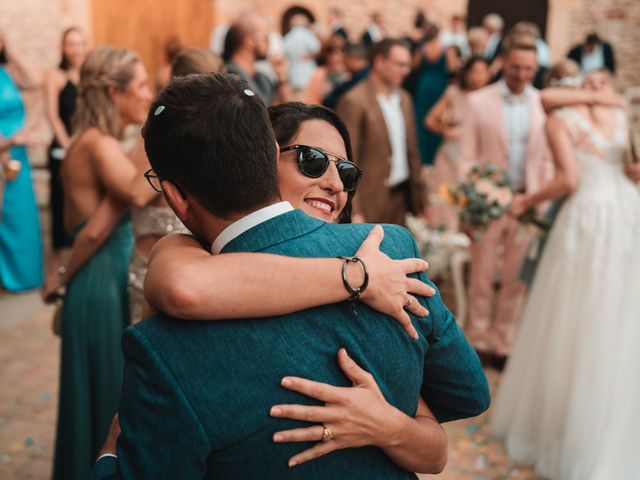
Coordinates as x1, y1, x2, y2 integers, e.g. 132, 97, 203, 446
492, 107, 640, 479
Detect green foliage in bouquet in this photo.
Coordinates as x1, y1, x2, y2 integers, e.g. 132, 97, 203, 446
440, 164, 513, 229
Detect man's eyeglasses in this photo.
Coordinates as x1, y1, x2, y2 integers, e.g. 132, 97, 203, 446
279, 145, 363, 192
144, 169, 162, 193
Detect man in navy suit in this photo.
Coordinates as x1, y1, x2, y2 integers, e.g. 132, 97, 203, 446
93, 73, 489, 479
567, 32, 616, 74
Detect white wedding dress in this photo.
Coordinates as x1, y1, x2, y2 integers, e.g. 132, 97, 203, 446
492, 107, 640, 479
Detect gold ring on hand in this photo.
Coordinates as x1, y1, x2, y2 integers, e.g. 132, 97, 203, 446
321, 425, 333, 442
405, 297, 413, 307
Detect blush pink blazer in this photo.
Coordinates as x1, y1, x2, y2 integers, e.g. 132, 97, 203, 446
458, 83, 553, 193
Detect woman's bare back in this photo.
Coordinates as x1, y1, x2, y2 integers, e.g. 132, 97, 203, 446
62, 128, 106, 230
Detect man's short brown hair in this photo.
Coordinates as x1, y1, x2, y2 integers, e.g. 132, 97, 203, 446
502, 33, 537, 55
371, 38, 409, 64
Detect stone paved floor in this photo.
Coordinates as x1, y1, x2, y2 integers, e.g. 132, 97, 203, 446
0, 291, 539, 480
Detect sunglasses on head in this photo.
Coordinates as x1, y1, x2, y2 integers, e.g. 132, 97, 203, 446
279, 145, 363, 192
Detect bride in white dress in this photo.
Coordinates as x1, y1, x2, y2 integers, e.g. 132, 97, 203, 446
492, 62, 640, 479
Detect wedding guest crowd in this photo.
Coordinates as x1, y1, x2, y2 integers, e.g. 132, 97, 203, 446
0, 6, 637, 480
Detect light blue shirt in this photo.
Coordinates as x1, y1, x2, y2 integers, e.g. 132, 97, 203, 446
283, 26, 320, 89
500, 81, 533, 191
581, 44, 606, 72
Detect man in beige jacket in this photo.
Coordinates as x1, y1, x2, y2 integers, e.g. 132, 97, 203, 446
337, 39, 425, 226
459, 34, 553, 368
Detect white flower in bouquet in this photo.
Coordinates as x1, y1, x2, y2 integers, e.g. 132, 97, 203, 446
405, 215, 469, 279
475, 178, 494, 195
487, 187, 513, 207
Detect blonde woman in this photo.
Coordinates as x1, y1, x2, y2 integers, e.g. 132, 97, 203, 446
43, 48, 221, 323
51, 46, 153, 480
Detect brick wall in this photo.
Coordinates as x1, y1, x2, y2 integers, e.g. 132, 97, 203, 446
570, 0, 640, 89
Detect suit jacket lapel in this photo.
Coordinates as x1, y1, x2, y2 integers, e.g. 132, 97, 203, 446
491, 86, 509, 162
364, 80, 393, 161
221, 210, 325, 254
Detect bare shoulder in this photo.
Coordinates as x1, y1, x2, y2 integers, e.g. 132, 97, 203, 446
444, 84, 461, 98
45, 68, 66, 86
148, 233, 207, 263
44, 70, 69, 98
86, 129, 122, 156
154, 233, 201, 251
545, 110, 573, 134
66, 129, 97, 160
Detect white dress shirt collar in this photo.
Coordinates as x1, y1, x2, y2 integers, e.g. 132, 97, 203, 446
499, 80, 533, 103
376, 91, 410, 187
211, 201, 294, 254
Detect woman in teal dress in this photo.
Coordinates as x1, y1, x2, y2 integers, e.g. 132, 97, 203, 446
404, 25, 451, 166
0, 33, 44, 291
45, 46, 152, 480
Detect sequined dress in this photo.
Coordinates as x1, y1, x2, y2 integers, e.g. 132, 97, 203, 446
129, 206, 187, 322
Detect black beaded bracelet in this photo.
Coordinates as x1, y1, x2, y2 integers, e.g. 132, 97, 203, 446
337, 256, 369, 301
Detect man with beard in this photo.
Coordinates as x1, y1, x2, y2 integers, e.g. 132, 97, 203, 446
223, 14, 292, 106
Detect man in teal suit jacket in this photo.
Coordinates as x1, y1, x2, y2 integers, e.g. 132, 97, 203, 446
93, 73, 489, 479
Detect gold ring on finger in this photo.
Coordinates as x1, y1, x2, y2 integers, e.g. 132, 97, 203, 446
321, 425, 333, 442
405, 297, 413, 307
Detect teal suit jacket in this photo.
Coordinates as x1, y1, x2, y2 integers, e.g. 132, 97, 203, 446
93, 210, 489, 479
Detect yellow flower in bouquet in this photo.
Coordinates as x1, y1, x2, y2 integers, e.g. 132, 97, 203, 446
438, 183, 454, 204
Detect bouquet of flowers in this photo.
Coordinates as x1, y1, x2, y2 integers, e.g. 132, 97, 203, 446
439, 165, 513, 229
518, 207, 553, 235
405, 215, 470, 279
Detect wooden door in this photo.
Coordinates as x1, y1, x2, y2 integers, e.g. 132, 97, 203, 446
92, 0, 213, 89
467, 0, 549, 39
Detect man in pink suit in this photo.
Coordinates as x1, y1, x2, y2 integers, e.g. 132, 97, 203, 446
459, 34, 552, 368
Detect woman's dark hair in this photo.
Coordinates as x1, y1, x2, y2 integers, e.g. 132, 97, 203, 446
421, 23, 440, 43
59, 26, 83, 70
268, 102, 356, 223
459, 55, 489, 90
280, 6, 315, 36
171, 48, 220, 78
222, 24, 244, 63
414, 10, 427, 29
163, 35, 185, 63
315, 35, 345, 67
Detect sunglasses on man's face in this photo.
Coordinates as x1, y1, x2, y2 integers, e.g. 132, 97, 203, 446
279, 145, 363, 192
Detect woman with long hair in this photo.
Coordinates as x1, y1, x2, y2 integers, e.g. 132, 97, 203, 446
303, 35, 348, 105
52, 46, 153, 480
44, 26, 88, 269
42, 48, 222, 323
424, 55, 490, 230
